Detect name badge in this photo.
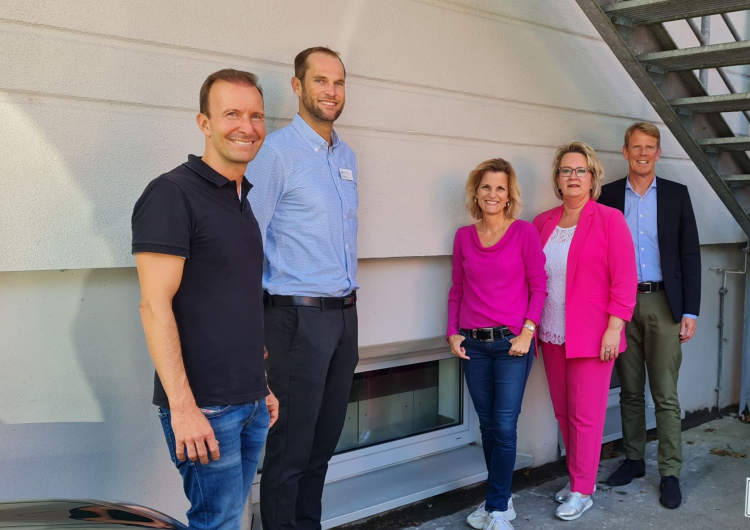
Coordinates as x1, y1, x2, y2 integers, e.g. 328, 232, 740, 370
339, 168, 354, 181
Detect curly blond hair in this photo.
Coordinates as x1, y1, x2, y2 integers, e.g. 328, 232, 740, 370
465, 158, 522, 220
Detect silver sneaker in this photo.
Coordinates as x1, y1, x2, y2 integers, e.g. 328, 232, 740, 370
483, 510, 514, 530
555, 482, 570, 503
555, 492, 593, 521
555, 482, 595, 503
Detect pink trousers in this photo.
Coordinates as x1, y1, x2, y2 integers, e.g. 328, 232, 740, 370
541, 341, 614, 495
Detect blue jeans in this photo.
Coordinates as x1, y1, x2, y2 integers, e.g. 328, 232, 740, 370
158, 401, 269, 530
462, 332, 533, 513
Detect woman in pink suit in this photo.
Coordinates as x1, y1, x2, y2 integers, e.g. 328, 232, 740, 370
532, 141, 637, 521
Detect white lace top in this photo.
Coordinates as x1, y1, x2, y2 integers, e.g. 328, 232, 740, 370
539, 225, 576, 345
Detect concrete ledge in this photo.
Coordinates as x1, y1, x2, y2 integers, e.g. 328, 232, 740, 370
358, 336, 447, 361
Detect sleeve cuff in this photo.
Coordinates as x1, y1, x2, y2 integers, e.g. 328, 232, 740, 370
682, 314, 697, 320
132, 243, 190, 259
607, 300, 635, 322
525, 293, 546, 325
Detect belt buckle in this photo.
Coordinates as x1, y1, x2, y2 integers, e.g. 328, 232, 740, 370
643, 283, 652, 293
481, 327, 494, 342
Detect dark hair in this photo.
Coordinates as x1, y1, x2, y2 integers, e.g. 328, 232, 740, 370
199, 69, 263, 117
294, 47, 345, 81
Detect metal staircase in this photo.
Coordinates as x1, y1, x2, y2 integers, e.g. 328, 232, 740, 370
574, 0, 750, 415
575, 0, 750, 233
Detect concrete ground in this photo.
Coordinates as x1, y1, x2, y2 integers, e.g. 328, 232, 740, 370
345, 417, 750, 530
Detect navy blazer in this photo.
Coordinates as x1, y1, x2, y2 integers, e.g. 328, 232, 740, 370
598, 177, 701, 322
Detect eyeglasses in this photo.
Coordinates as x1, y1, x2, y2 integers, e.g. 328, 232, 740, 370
558, 167, 590, 178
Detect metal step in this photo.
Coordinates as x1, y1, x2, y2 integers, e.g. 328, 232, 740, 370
722, 174, 750, 187
697, 136, 750, 151
670, 93, 750, 113
638, 40, 750, 72
604, 0, 750, 26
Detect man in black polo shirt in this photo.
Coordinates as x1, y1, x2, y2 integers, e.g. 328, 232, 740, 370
132, 69, 277, 530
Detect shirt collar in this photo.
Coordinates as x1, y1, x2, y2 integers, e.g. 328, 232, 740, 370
625, 175, 657, 194
291, 114, 340, 153
184, 155, 252, 197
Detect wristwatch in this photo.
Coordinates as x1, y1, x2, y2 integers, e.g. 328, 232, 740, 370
523, 323, 536, 333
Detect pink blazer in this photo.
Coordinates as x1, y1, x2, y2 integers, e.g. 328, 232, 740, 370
532, 200, 637, 358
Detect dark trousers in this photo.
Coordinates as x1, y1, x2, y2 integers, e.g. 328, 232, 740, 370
616, 290, 683, 477
260, 304, 359, 530
462, 333, 533, 512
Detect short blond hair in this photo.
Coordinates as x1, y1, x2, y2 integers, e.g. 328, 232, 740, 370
624, 122, 661, 149
465, 158, 522, 220
551, 141, 605, 201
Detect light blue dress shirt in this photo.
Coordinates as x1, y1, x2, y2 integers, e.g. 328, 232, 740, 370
625, 176, 661, 283
624, 176, 696, 320
246, 114, 358, 297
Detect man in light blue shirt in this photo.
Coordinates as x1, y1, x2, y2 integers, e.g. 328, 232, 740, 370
599, 122, 701, 510
623, 176, 698, 325
246, 47, 358, 530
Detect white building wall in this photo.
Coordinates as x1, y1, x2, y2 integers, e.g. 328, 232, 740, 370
1, 245, 746, 520
0, 0, 748, 523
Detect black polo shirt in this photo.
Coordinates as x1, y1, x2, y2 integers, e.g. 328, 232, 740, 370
132, 155, 267, 408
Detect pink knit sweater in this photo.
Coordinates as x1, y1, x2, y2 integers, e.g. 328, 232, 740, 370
447, 220, 547, 338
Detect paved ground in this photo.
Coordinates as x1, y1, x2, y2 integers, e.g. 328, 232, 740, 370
344, 416, 750, 529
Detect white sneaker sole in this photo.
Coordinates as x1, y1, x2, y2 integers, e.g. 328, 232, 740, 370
469, 505, 516, 528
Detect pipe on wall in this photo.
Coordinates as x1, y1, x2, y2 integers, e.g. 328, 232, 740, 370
710, 248, 747, 413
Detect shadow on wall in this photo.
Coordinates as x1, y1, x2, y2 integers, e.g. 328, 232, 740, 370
0, 267, 186, 520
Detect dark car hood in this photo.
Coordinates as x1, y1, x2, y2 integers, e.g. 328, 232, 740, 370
0, 500, 186, 529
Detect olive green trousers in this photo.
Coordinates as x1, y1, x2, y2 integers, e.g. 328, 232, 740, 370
615, 290, 683, 477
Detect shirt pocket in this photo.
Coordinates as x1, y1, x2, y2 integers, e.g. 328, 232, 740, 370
340, 178, 358, 214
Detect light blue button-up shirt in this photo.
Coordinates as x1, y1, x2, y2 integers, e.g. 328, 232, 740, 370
625, 176, 661, 283
624, 176, 696, 320
246, 114, 358, 297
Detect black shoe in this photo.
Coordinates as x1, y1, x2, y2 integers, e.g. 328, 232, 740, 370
659, 476, 682, 509
605, 458, 646, 486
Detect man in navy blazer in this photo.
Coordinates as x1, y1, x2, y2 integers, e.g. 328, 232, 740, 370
598, 122, 700, 510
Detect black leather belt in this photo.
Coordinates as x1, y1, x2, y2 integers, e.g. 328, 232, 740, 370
637, 281, 665, 294
264, 291, 356, 309
461, 326, 512, 342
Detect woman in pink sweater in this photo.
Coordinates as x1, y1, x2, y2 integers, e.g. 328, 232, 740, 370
447, 158, 547, 530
